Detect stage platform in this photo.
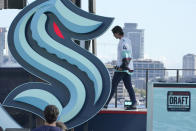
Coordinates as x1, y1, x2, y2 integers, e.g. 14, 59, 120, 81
75, 108, 147, 131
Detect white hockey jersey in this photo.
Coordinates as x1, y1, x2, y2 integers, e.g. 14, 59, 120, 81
116, 37, 134, 74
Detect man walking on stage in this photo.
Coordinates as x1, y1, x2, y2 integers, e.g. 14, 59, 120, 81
104, 25, 137, 110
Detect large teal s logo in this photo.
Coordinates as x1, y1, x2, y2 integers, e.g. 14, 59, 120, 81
1, 0, 113, 129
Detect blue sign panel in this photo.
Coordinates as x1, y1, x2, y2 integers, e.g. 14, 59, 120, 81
147, 83, 196, 131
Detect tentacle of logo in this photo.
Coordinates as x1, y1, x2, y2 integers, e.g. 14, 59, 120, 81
3, 0, 113, 129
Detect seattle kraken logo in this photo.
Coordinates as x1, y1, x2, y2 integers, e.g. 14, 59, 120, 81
1, 0, 113, 129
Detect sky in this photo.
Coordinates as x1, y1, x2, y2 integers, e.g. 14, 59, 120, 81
0, 0, 196, 69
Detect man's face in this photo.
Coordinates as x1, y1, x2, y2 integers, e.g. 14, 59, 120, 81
113, 33, 120, 39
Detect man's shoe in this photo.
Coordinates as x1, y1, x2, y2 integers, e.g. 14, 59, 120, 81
125, 102, 137, 110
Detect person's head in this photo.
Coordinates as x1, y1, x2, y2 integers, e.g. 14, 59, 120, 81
112, 26, 124, 39
44, 105, 59, 124
56, 121, 67, 131
0, 126, 3, 131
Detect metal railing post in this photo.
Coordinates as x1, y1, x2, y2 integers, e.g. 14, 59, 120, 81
145, 69, 149, 108
176, 69, 179, 83
115, 89, 117, 108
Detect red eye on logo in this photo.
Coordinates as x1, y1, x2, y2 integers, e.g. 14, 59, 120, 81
53, 22, 65, 39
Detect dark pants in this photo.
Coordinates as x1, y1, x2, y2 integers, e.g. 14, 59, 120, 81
106, 72, 136, 106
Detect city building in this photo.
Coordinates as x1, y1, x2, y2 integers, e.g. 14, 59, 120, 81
182, 54, 196, 78
0, 0, 27, 9
106, 59, 166, 89
0, 27, 7, 66
0, 0, 4, 9
132, 59, 166, 88
0, 27, 18, 67
123, 23, 144, 59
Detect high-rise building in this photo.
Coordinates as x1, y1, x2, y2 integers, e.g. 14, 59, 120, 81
132, 59, 166, 88
0, 27, 7, 66
106, 59, 166, 89
123, 23, 144, 59
0, 0, 26, 9
133, 59, 166, 79
0, 27, 18, 67
0, 0, 4, 9
182, 54, 196, 78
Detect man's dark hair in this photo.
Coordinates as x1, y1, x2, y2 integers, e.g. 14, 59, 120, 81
44, 105, 59, 124
112, 26, 124, 36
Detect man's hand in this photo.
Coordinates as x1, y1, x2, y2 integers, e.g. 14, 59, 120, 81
114, 66, 123, 71
118, 68, 123, 71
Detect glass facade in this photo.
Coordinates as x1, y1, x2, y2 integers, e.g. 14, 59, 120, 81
123, 23, 144, 59
132, 59, 166, 89
0, 27, 7, 66
183, 54, 196, 78
0, 27, 19, 67
0, 0, 4, 9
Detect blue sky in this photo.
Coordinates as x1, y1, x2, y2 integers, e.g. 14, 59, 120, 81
0, 0, 196, 69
